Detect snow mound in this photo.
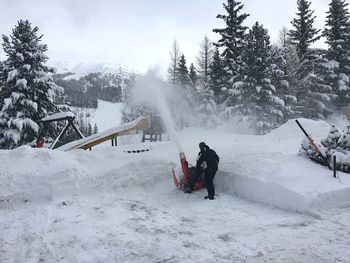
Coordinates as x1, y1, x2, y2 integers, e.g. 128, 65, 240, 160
265, 118, 330, 140
1, 117, 350, 214
0, 143, 177, 205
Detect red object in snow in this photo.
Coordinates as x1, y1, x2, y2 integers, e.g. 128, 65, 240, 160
173, 152, 204, 192
179, 152, 189, 182
172, 168, 180, 188
36, 141, 44, 148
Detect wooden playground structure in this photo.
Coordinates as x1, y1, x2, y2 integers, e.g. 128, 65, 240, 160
36, 113, 150, 151
58, 115, 150, 151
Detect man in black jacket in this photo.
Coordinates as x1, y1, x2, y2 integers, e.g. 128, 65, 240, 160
196, 142, 219, 200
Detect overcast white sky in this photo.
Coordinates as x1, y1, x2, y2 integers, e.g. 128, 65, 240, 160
0, 0, 330, 74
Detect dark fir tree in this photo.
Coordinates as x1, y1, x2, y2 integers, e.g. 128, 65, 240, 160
196, 36, 213, 88
209, 47, 226, 98
176, 54, 190, 87
0, 20, 60, 149
167, 40, 181, 86
0, 61, 5, 99
233, 22, 284, 134
213, 0, 249, 79
289, 0, 321, 61
324, 0, 350, 106
189, 63, 198, 88
93, 123, 98, 134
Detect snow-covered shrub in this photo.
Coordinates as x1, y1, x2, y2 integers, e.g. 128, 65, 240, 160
300, 125, 350, 173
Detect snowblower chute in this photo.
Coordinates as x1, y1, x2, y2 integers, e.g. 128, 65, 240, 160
172, 152, 204, 193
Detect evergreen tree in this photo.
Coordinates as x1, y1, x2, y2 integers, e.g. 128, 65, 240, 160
269, 45, 291, 122
288, 0, 327, 118
0, 20, 60, 149
299, 50, 336, 119
93, 123, 98, 134
208, 48, 226, 98
324, 0, 350, 106
0, 60, 5, 98
176, 54, 190, 87
289, 0, 321, 61
232, 22, 284, 134
189, 63, 198, 88
321, 124, 341, 150
167, 40, 181, 86
213, 0, 249, 80
272, 28, 302, 119
87, 123, 93, 136
196, 36, 213, 87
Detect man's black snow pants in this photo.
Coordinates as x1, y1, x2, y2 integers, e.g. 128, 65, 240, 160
204, 168, 217, 198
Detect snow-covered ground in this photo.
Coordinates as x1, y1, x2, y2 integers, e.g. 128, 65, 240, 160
72, 100, 124, 133
1, 118, 350, 262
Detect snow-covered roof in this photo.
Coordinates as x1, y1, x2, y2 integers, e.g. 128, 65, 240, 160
41, 112, 75, 122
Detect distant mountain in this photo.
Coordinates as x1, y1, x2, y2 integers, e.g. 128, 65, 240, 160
48, 60, 134, 80
50, 61, 136, 108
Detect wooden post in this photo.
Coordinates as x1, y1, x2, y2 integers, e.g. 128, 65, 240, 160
333, 155, 337, 178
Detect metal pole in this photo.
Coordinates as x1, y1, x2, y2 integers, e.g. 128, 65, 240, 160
333, 155, 337, 178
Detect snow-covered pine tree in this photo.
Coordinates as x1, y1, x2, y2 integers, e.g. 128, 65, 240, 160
339, 126, 350, 150
321, 124, 341, 150
189, 63, 198, 89
167, 40, 181, 86
208, 48, 226, 100
277, 27, 301, 118
213, 0, 249, 84
268, 45, 291, 123
196, 36, 213, 88
0, 61, 4, 99
176, 54, 200, 126
324, 0, 350, 107
301, 50, 337, 119
93, 123, 98, 134
232, 22, 284, 134
176, 54, 190, 87
289, 0, 324, 118
197, 92, 220, 128
0, 20, 60, 149
289, 0, 321, 62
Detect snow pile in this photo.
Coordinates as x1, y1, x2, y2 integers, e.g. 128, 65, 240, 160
1, 116, 350, 215
0, 143, 177, 204
1, 117, 350, 262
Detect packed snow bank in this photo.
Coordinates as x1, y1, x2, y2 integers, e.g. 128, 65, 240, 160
212, 118, 350, 213
175, 119, 350, 213
1, 117, 350, 214
0, 143, 178, 205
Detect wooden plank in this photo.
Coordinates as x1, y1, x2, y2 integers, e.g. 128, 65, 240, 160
67, 116, 150, 151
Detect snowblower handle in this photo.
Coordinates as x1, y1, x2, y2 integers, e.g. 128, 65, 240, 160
295, 120, 332, 170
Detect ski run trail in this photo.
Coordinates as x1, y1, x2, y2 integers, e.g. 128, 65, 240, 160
1, 118, 350, 263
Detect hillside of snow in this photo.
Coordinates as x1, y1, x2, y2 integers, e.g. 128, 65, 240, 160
1, 117, 350, 262
71, 100, 124, 134
48, 61, 133, 80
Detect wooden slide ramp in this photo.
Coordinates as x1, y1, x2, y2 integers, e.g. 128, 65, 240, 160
58, 115, 150, 151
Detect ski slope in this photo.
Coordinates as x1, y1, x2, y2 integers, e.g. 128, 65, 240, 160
1, 118, 350, 262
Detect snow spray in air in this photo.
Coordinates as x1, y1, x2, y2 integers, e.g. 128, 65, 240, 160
132, 71, 190, 185
132, 72, 183, 152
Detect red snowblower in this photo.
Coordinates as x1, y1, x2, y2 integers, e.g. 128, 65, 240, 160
172, 152, 204, 193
